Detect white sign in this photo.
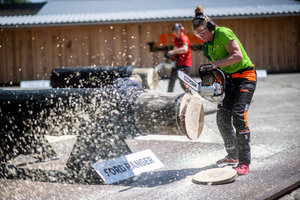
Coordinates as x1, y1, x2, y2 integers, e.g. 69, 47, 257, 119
91, 149, 164, 184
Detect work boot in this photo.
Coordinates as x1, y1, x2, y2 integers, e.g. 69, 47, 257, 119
235, 163, 250, 175
216, 156, 239, 168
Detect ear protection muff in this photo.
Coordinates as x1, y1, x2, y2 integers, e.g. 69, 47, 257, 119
172, 23, 184, 32
206, 21, 215, 31
192, 13, 215, 31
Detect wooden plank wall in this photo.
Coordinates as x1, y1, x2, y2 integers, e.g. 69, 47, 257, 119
0, 16, 299, 84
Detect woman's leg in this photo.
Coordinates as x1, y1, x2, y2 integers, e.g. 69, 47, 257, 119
232, 80, 256, 165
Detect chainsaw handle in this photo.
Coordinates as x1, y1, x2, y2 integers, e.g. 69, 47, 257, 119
200, 64, 214, 71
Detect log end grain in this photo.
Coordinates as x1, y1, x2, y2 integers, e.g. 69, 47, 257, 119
180, 95, 204, 140
192, 167, 237, 185
134, 92, 204, 139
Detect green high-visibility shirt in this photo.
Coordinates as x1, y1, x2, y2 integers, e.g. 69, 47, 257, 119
202, 26, 253, 74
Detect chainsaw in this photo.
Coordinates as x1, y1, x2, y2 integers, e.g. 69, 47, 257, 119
154, 52, 176, 72
178, 64, 226, 102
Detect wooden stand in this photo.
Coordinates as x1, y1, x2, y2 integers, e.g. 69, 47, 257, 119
132, 68, 159, 90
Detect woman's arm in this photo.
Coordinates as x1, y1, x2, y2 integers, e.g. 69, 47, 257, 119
212, 39, 243, 68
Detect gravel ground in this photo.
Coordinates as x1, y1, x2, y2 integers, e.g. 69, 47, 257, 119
0, 73, 299, 200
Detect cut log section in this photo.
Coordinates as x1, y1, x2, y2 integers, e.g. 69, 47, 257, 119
192, 167, 238, 185
131, 68, 159, 90
134, 91, 204, 140
182, 97, 204, 140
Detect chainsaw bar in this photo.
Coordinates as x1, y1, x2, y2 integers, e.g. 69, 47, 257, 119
177, 70, 200, 92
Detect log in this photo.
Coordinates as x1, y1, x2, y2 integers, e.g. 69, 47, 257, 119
134, 92, 204, 140
50, 66, 134, 88
0, 78, 204, 140
0, 88, 97, 133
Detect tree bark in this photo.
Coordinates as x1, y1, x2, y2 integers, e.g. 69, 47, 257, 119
50, 66, 159, 90
50, 66, 134, 88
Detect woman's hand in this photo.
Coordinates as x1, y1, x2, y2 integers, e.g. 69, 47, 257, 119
209, 62, 217, 69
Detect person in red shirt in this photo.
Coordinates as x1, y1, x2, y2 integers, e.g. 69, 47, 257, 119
167, 23, 192, 92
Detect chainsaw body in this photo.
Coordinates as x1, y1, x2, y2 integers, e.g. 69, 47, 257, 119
154, 52, 176, 72
177, 64, 226, 102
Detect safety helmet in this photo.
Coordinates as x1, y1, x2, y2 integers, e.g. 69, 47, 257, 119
172, 23, 184, 32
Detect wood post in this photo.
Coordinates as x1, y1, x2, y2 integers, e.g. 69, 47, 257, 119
131, 68, 159, 90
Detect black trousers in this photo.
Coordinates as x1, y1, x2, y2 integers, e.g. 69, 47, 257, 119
168, 65, 190, 92
217, 75, 256, 165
